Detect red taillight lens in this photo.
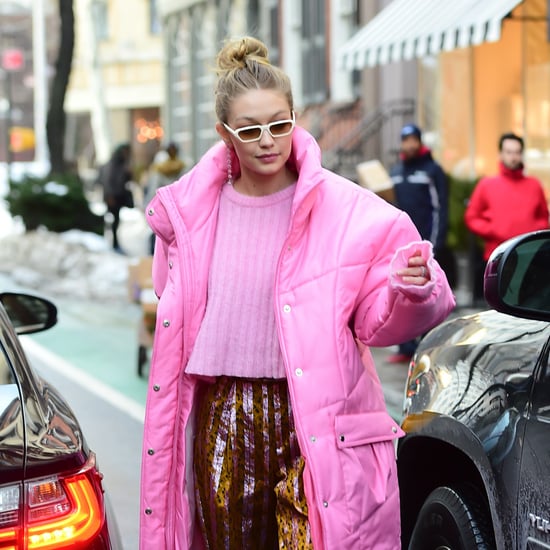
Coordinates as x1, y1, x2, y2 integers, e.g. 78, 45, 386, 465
0, 454, 104, 550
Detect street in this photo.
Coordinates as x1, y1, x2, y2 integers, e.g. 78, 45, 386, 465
21, 334, 143, 550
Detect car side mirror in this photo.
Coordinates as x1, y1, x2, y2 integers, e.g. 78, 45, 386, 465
0, 292, 58, 335
484, 230, 550, 322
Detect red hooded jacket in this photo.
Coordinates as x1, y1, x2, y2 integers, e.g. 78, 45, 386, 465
465, 162, 549, 260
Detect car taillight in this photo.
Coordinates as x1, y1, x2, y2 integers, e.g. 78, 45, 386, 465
0, 453, 104, 549
0, 484, 20, 550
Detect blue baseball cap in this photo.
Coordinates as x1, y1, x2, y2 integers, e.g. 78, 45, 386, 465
400, 124, 422, 140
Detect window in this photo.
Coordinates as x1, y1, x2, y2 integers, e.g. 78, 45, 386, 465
248, 0, 260, 35
267, 0, 280, 65
91, 0, 109, 41
301, 0, 327, 104
166, 5, 217, 163
150, 0, 161, 34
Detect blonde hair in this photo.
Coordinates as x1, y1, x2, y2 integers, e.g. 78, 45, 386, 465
214, 36, 294, 123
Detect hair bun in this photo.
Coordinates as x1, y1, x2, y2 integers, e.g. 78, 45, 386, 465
216, 36, 270, 74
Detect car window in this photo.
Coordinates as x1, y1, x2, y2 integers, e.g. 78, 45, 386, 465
502, 239, 550, 311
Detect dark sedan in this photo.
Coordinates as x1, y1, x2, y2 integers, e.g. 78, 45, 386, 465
398, 230, 550, 550
0, 292, 121, 549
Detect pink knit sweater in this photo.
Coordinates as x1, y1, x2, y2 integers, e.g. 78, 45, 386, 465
185, 182, 296, 379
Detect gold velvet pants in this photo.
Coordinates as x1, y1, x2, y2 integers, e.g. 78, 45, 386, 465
193, 376, 314, 549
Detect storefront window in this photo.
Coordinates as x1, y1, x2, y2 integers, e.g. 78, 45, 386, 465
417, 56, 440, 158
523, 0, 550, 197
435, 2, 533, 180
437, 48, 475, 178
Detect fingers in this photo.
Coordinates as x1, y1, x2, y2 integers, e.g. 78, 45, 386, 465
396, 262, 430, 285
407, 253, 425, 267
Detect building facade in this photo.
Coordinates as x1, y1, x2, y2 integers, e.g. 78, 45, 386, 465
66, 0, 165, 173
68, 0, 548, 201
343, 0, 550, 200
155, 0, 440, 180
157, 0, 400, 173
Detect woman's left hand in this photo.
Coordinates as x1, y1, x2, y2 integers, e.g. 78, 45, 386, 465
396, 250, 430, 286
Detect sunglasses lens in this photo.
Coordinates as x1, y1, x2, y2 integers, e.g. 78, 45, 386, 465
270, 121, 293, 136
237, 127, 263, 141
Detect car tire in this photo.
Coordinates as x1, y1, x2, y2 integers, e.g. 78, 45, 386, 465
408, 484, 495, 550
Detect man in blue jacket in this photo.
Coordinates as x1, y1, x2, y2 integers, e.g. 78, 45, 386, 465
388, 124, 451, 362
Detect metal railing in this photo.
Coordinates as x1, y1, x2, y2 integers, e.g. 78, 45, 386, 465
322, 98, 416, 180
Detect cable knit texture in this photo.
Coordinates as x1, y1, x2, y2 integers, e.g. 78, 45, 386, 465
185, 182, 295, 378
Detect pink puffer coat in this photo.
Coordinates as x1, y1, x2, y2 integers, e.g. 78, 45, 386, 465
140, 127, 455, 549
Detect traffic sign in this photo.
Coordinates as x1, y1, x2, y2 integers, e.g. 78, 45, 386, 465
10, 126, 35, 152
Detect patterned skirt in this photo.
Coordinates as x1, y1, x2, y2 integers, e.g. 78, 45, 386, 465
193, 376, 314, 549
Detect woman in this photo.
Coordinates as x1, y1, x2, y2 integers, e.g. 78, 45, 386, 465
141, 37, 455, 549
101, 142, 133, 253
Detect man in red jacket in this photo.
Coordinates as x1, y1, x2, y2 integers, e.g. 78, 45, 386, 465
465, 133, 549, 264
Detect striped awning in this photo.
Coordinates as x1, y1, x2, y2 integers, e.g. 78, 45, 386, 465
339, 0, 524, 70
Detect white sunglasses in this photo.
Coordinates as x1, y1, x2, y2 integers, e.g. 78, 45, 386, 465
223, 112, 295, 143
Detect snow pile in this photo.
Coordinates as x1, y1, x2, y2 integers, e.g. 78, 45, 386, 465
0, 202, 152, 303
0, 164, 153, 303
0, 229, 133, 302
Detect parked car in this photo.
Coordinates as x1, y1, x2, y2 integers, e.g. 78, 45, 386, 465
0, 292, 122, 549
398, 230, 550, 550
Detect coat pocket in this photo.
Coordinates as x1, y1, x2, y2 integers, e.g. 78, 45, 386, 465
335, 410, 405, 448
334, 411, 404, 524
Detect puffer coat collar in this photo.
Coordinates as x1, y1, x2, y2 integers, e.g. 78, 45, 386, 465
149, 126, 322, 245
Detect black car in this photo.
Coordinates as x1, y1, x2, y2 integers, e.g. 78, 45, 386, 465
0, 292, 121, 549
398, 230, 550, 550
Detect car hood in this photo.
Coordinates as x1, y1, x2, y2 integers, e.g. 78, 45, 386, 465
404, 309, 550, 430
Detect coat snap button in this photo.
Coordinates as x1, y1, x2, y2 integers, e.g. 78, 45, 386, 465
147, 208, 154, 216
295, 368, 303, 377
323, 501, 328, 508
283, 304, 291, 313
145, 508, 153, 515
339, 435, 345, 442
169, 261, 173, 269
392, 426, 398, 433
310, 436, 316, 442
163, 320, 170, 327
148, 449, 155, 455
153, 385, 160, 392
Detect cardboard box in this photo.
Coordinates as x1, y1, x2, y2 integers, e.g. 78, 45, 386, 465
127, 256, 154, 303
356, 160, 395, 204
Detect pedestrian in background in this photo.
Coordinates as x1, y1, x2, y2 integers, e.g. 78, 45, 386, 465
465, 132, 549, 294
388, 123, 453, 363
144, 141, 186, 205
99, 143, 134, 253
140, 36, 455, 550
145, 142, 186, 253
